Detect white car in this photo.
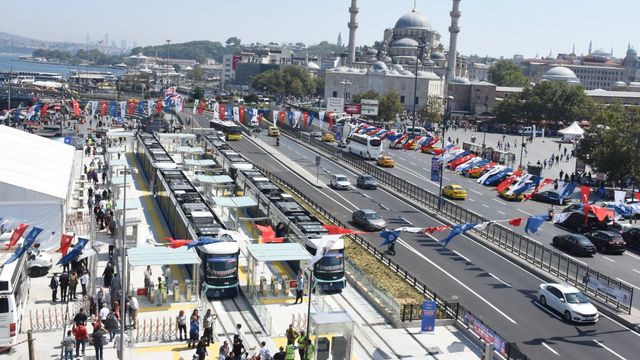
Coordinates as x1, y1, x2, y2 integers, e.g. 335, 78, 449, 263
537, 283, 599, 323
330, 174, 351, 190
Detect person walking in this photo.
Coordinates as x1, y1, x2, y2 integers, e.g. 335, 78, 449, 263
304, 339, 315, 360
296, 330, 308, 360
156, 276, 165, 306
293, 270, 304, 304
259, 341, 271, 360
59, 271, 69, 302
72, 322, 88, 358
80, 271, 89, 297
188, 314, 200, 348
128, 295, 139, 329
96, 287, 106, 311
103, 261, 114, 288
61, 330, 75, 360
105, 309, 120, 341
203, 309, 216, 346
285, 324, 298, 345
73, 308, 88, 325
195, 339, 208, 359
273, 346, 286, 360
218, 341, 230, 360
99, 303, 110, 323
110, 273, 122, 303
284, 343, 296, 360
177, 310, 187, 341
50, 273, 59, 302
90, 322, 107, 360
144, 266, 152, 291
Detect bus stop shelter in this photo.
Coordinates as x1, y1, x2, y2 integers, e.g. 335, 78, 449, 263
245, 242, 312, 297
197, 175, 235, 197
210, 196, 257, 230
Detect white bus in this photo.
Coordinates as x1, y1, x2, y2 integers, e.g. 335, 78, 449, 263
346, 133, 383, 160
0, 233, 30, 350
406, 126, 428, 137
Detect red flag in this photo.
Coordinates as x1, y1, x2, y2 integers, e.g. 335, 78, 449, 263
256, 224, 284, 243
634, 192, 640, 201
258, 113, 263, 125
580, 185, 591, 204
590, 206, 613, 222
424, 225, 449, 234
72, 99, 81, 117
156, 100, 163, 113
165, 237, 193, 249
239, 106, 245, 123
128, 101, 135, 114
219, 104, 226, 119
494, 170, 523, 192
40, 103, 49, 117
323, 225, 365, 235
403, 136, 421, 150
508, 218, 523, 226
303, 112, 308, 127
278, 111, 285, 126
100, 101, 107, 116
328, 114, 334, 129
6, 223, 28, 249
57, 234, 74, 256
197, 101, 206, 114
525, 178, 555, 201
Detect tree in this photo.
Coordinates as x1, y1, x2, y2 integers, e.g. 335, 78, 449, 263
225, 37, 242, 46
173, 64, 181, 72
577, 103, 640, 185
252, 65, 315, 97
378, 91, 404, 123
352, 90, 379, 104
488, 60, 530, 87
418, 95, 443, 124
192, 86, 204, 100
192, 65, 204, 81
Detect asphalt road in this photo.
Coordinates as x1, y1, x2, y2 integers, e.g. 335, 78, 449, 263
226, 132, 639, 360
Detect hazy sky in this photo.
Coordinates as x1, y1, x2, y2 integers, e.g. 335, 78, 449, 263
2, 0, 637, 58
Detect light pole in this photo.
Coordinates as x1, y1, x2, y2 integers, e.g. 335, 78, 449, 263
166, 40, 171, 87
438, 96, 454, 211
519, 112, 526, 169
412, 38, 426, 135
118, 166, 137, 360
340, 79, 352, 105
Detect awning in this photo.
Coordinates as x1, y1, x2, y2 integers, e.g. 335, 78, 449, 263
108, 159, 129, 167
247, 243, 312, 262
211, 196, 257, 208
197, 175, 234, 185
184, 159, 217, 167
128, 246, 201, 266
177, 146, 204, 154
115, 197, 141, 210
111, 175, 135, 186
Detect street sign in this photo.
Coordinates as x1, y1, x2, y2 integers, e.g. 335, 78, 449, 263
431, 157, 441, 182
361, 99, 379, 116
344, 104, 361, 114
315, 155, 321, 166
421, 300, 437, 332
326, 97, 344, 113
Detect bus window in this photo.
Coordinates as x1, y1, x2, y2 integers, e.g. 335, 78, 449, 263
0, 298, 8, 313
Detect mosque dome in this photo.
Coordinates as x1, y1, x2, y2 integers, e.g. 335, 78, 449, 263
591, 48, 611, 58
423, 59, 436, 67
369, 61, 389, 73
613, 81, 627, 87
366, 48, 377, 55
449, 77, 470, 85
392, 64, 405, 71
394, 9, 431, 30
391, 37, 419, 47
542, 66, 579, 82
417, 71, 440, 80
431, 52, 446, 60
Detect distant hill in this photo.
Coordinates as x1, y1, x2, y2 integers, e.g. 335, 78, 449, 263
0, 30, 94, 54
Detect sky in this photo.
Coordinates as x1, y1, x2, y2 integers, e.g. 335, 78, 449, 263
2, 0, 638, 59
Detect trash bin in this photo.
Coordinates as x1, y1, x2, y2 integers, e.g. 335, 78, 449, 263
316, 337, 330, 360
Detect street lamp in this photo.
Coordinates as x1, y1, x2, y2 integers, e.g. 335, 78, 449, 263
412, 38, 427, 136
166, 40, 171, 87
519, 112, 526, 169
438, 96, 454, 211
340, 79, 352, 104
118, 166, 137, 360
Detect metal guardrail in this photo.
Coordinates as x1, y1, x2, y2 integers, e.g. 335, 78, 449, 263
279, 126, 634, 314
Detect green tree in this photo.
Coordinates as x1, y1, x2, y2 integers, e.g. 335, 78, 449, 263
252, 65, 315, 97
488, 60, 530, 87
352, 90, 379, 104
192, 65, 204, 81
418, 95, 443, 124
378, 91, 403, 123
577, 103, 640, 185
192, 86, 204, 100
225, 37, 242, 46
173, 64, 181, 72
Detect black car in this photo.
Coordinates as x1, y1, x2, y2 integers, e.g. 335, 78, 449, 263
356, 174, 378, 190
621, 227, 640, 250
556, 211, 608, 233
585, 230, 626, 254
552, 234, 596, 256
532, 190, 569, 205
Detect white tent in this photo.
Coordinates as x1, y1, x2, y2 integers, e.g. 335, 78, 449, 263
558, 121, 584, 141
0, 125, 75, 235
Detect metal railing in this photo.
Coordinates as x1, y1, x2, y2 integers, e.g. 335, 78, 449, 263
279, 126, 634, 314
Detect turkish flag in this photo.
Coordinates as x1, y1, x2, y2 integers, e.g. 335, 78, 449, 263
72, 99, 81, 117
424, 225, 449, 234
239, 106, 245, 123
278, 111, 285, 126
303, 112, 308, 127
156, 100, 163, 113
57, 234, 74, 256
100, 101, 107, 116
128, 101, 135, 114
323, 225, 365, 235
41, 103, 49, 117
495, 171, 523, 193
634, 192, 640, 201
591, 206, 614, 222
580, 185, 591, 204
6, 223, 28, 249
329, 115, 334, 129
197, 101, 206, 114
258, 113, 263, 125
219, 104, 226, 119
508, 218, 523, 227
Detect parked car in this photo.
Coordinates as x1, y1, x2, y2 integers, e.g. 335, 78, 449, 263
442, 184, 467, 200
356, 174, 378, 190
322, 133, 335, 142
376, 156, 396, 168
498, 188, 527, 201
352, 209, 386, 231
531, 190, 570, 205
330, 174, 351, 190
537, 283, 599, 323
585, 230, 626, 254
621, 227, 640, 250
311, 130, 323, 139
552, 234, 596, 256
267, 126, 280, 137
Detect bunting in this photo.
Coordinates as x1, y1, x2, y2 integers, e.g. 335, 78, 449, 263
165, 237, 193, 249
57, 233, 74, 256
6, 223, 28, 249
524, 216, 546, 235
186, 237, 222, 249
308, 234, 343, 268
440, 223, 478, 247
57, 238, 89, 265
3, 227, 43, 265
580, 185, 591, 204
72, 99, 81, 117
379, 230, 400, 247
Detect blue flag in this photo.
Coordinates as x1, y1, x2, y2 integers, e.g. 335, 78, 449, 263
57, 238, 89, 265
287, 111, 293, 126
440, 223, 477, 247
14, 105, 21, 122
187, 236, 222, 249
137, 101, 145, 115
379, 230, 400, 247
226, 104, 233, 119
308, 116, 315, 127
247, 108, 254, 120
386, 133, 402, 141
558, 183, 576, 201
108, 101, 117, 117
3, 227, 43, 265
591, 185, 606, 204
524, 216, 546, 235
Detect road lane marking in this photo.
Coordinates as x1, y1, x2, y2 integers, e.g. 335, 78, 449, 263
400, 236, 518, 325
532, 301, 562, 320
470, 189, 482, 195
443, 176, 450, 181
379, 204, 390, 211
615, 277, 640, 291
482, 204, 489, 208
422, 167, 430, 172
518, 209, 533, 216
625, 252, 640, 260
488, 272, 512, 287
492, 198, 502, 204
602, 256, 616, 263
409, 162, 417, 166
541, 342, 560, 356
400, 217, 413, 225
633, 269, 640, 275
497, 211, 506, 215
469, 199, 475, 202
565, 255, 587, 266
452, 250, 470, 262
593, 340, 627, 360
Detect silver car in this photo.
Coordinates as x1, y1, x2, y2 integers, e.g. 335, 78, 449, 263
330, 174, 351, 190
352, 209, 386, 231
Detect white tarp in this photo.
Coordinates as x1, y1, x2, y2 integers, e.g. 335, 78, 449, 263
558, 121, 584, 141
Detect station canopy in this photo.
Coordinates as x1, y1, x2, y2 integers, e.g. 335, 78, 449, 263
247, 243, 312, 262
211, 196, 257, 208
128, 246, 201, 266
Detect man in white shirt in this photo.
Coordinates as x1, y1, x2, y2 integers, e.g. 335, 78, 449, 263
99, 304, 110, 322
127, 296, 138, 329
80, 272, 89, 297
259, 341, 271, 360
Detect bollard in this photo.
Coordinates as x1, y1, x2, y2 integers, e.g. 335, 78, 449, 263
259, 276, 267, 297
185, 280, 192, 300
281, 275, 290, 295
173, 281, 180, 302
149, 283, 156, 304
483, 342, 494, 360
271, 276, 277, 296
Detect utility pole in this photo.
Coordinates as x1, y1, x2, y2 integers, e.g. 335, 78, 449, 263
27, 330, 35, 360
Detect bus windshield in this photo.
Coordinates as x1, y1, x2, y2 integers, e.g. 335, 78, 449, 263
316, 250, 344, 272
206, 256, 238, 277
227, 127, 242, 135
369, 138, 382, 147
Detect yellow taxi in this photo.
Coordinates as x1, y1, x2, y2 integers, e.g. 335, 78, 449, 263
376, 156, 396, 168
406, 142, 417, 150
421, 146, 440, 154
322, 132, 335, 142
268, 126, 280, 137
498, 188, 527, 201
442, 184, 467, 200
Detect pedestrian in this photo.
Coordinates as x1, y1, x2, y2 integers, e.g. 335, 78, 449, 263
72, 322, 88, 358
113, 331, 128, 352
99, 303, 110, 323
177, 310, 187, 341
156, 276, 165, 305
144, 265, 152, 290
558, 142, 561, 150
80, 271, 89, 297
234, 323, 243, 344
188, 314, 200, 348
110, 273, 121, 302
59, 271, 69, 302
90, 322, 107, 360
50, 273, 59, 302
304, 339, 315, 360
524, 148, 528, 157
218, 341, 230, 360
231, 336, 244, 360
273, 346, 286, 360
105, 309, 120, 341
103, 262, 114, 288
543, 159, 547, 168
128, 295, 139, 329
285, 343, 296, 360
556, 155, 559, 163
73, 308, 88, 325
259, 341, 271, 360
61, 330, 75, 360
559, 170, 564, 180
297, 330, 308, 360
195, 339, 208, 359
285, 324, 298, 345
203, 309, 216, 346
293, 270, 304, 304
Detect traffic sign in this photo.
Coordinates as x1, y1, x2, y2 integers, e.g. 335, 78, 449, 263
315, 155, 321, 166
361, 99, 379, 116
326, 97, 344, 112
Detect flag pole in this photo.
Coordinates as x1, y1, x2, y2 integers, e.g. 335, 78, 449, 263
304, 268, 313, 360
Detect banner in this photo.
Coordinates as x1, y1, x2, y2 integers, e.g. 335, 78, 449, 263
120, 101, 127, 118
431, 157, 441, 182
463, 312, 508, 357
420, 300, 437, 332
582, 273, 631, 306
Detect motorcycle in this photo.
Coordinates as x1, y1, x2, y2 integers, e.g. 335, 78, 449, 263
276, 137, 280, 146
